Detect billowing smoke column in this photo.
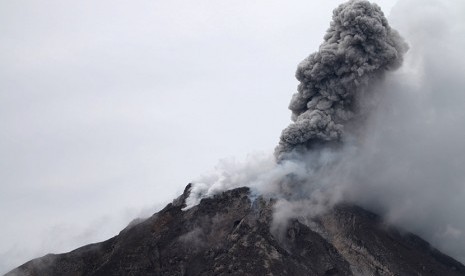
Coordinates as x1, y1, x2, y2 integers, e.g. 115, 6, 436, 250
275, 0, 408, 160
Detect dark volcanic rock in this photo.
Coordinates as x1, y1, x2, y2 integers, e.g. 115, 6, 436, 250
6, 185, 465, 276
317, 205, 465, 276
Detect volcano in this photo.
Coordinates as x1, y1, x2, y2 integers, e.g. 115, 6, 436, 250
6, 185, 465, 276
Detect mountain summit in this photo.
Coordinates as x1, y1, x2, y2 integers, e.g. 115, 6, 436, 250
6, 184, 465, 276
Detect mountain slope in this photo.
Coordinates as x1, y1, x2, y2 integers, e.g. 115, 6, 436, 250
6, 185, 465, 276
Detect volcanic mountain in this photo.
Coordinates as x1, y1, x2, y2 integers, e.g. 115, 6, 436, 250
6, 184, 465, 276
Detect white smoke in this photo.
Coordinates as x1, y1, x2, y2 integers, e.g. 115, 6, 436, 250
338, 0, 465, 262
184, 0, 465, 264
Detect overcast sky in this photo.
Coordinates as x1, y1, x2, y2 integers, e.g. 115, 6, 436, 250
0, 0, 441, 273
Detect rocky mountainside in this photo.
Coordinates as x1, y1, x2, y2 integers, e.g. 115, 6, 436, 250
6, 185, 465, 276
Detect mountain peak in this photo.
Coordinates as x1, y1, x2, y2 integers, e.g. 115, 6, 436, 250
6, 185, 465, 276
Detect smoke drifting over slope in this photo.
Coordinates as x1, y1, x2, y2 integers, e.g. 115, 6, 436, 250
186, 0, 465, 264
188, 0, 409, 222
276, 0, 407, 159
4, 0, 465, 274
342, 0, 465, 262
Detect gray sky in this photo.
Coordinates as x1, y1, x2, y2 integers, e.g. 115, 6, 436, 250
0, 0, 431, 273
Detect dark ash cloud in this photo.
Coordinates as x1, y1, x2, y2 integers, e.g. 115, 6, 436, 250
276, 0, 407, 159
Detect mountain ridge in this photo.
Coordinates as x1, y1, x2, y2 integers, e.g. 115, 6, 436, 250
6, 184, 465, 276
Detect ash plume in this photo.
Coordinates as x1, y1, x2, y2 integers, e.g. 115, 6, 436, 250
275, 0, 407, 160
185, 0, 465, 265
